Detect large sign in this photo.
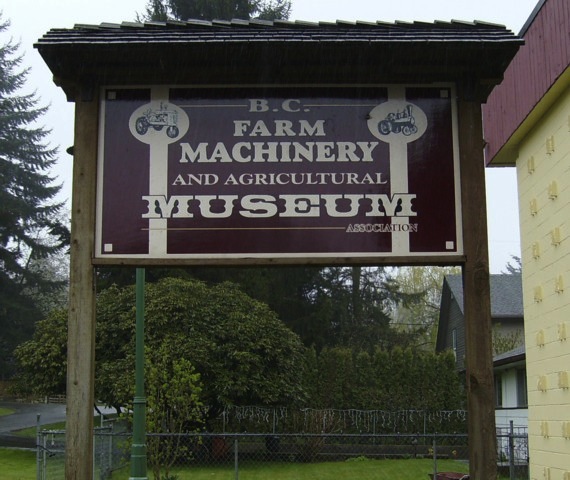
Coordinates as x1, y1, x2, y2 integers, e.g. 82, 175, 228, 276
95, 85, 462, 263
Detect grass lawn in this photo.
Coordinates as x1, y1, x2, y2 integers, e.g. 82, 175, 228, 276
1, 449, 519, 480
0, 448, 36, 480
0, 407, 15, 417
111, 458, 470, 479
14, 421, 66, 437
14, 413, 114, 437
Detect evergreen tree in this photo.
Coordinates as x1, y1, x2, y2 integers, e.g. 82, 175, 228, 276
177, 265, 422, 351
139, 0, 291, 22
307, 266, 424, 351
502, 255, 522, 274
391, 266, 461, 349
0, 16, 67, 378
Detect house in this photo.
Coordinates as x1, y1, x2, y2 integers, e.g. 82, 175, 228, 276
482, 0, 570, 476
437, 274, 524, 371
493, 345, 528, 429
437, 274, 527, 429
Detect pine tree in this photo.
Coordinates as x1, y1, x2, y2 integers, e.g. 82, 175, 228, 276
0, 16, 67, 378
139, 0, 291, 22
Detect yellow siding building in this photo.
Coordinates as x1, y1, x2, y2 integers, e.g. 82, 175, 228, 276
518, 84, 570, 479
483, 0, 570, 477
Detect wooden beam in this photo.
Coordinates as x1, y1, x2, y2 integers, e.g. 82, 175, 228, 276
65, 96, 99, 479
91, 255, 467, 268
458, 97, 497, 479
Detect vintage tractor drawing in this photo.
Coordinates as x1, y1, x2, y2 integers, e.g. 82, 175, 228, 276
135, 103, 180, 138
378, 104, 418, 136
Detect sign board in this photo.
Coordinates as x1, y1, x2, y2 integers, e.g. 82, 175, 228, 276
96, 85, 462, 263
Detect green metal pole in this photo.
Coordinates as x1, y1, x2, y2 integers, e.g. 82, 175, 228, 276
130, 268, 147, 480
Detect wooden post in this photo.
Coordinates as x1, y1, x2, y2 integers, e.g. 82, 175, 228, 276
458, 97, 497, 479
65, 96, 99, 479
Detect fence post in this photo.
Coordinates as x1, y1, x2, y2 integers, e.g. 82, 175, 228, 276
234, 437, 239, 480
97, 428, 109, 480
107, 423, 114, 480
36, 414, 41, 480
433, 437, 438, 479
509, 421, 515, 480
42, 432, 48, 480
97, 430, 102, 480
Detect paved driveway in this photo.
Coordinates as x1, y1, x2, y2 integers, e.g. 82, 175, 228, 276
0, 401, 68, 448
0, 401, 115, 448
0, 402, 67, 434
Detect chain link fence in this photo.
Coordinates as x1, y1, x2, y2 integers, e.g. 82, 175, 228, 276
36, 428, 528, 480
36, 418, 129, 480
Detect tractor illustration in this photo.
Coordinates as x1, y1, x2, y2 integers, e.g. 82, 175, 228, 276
135, 103, 180, 138
378, 104, 418, 136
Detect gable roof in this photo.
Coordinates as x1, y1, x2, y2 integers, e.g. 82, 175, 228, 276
493, 344, 525, 367
34, 19, 523, 101
436, 273, 523, 357
444, 274, 523, 318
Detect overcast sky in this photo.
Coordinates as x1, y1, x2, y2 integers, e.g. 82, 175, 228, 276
2, 0, 538, 272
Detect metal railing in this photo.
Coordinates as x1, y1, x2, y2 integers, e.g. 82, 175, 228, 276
496, 423, 529, 480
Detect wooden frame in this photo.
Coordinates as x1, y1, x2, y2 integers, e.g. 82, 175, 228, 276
34, 20, 520, 480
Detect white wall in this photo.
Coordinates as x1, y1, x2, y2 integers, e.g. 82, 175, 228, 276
496, 368, 528, 429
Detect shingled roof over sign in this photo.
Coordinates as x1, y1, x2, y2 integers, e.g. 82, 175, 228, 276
35, 19, 523, 101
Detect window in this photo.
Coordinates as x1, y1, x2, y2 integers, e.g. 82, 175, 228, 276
494, 374, 503, 407
452, 328, 457, 359
516, 368, 528, 407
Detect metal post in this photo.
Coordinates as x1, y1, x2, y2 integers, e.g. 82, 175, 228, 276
36, 414, 41, 480
93, 435, 96, 480
107, 422, 114, 480
509, 420, 515, 480
433, 437, 438, 479
42, 433, 48, 480
129, 268, 147, 480
234, 438, 239, 480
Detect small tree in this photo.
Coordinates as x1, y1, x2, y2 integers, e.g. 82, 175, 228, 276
143, 343, 203, 480
492, 323, 524, 355
391, 266, 461, 349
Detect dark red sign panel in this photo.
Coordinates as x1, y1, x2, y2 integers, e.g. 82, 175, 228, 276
95, 86, 462, 263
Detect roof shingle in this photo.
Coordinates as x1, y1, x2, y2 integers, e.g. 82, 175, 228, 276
445, 274, 523, 318
34, 18, 523, 101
